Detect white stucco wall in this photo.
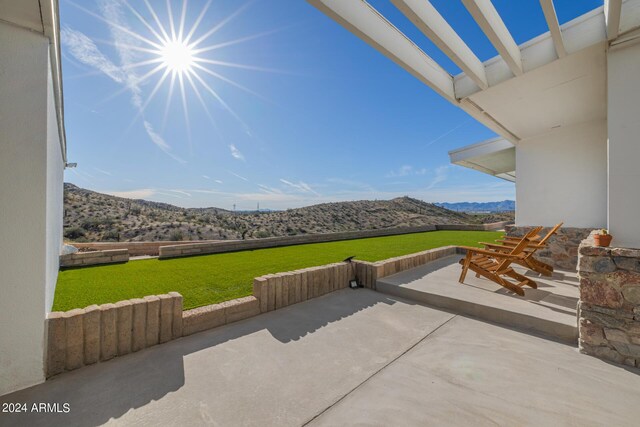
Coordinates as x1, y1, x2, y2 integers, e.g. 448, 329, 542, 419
0, 22, 63, 396
515, 120, 607, 228
46, 54, 64, 312
607, 41, 640, 249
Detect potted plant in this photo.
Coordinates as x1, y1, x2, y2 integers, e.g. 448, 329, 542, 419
594, 229, 613, 247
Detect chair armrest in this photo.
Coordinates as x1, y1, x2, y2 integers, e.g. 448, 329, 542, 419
481, 242, 510, 250
458, 246, 526, 260
496, 239, 545, 249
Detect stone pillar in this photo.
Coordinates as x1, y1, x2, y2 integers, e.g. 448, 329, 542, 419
46, 312, 66, 377
144, 295, 160, 347
131, 298, 147, 352
64, 309, 84, 371
168, 292, 183, 338
578, 231, 640, 367
115, 300, 133, 356
83, 305, 101, 365
159, 294, 174, 343
100, 304, 117, 361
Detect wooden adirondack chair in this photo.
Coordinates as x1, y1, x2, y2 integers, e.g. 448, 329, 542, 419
479, 223, 563, 277
458, 227, 543, 296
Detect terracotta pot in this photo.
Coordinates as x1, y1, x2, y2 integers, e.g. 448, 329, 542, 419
594, 234, 613, 247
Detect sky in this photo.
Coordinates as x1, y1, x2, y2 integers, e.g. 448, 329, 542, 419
60, 0, 603, 210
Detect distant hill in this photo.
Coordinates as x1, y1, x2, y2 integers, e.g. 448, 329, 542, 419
435, 200, 515, 213
63, 183, 513, 242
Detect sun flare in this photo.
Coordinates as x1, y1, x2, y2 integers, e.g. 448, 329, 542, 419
159, 39, 195, 74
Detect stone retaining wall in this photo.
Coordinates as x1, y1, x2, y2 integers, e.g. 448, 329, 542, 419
505, 225, 591, 270
357, 246, 461, 289
59, 249, 129, 268
159, 222, 510, 259
71, 241, 220, 257
578, 231, 640, 367
46, 245, 465, 378
45, 293, 183, 378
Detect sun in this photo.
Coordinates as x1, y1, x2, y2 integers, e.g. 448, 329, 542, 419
159, 39, 195, 74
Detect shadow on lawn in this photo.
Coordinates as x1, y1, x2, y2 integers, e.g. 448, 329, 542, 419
0, 289, 400, 427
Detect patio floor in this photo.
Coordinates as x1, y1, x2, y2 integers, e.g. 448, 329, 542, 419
2, 286, 639, 426
377, 255, 579, 343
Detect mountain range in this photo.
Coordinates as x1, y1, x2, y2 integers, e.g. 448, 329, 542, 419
435, 200, 515, 213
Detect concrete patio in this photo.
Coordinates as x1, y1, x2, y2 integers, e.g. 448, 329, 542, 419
1, 285, 639, 426
377, 255, 579, 343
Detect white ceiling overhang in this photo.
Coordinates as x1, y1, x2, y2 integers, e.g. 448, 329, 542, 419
449, 137, 515, 182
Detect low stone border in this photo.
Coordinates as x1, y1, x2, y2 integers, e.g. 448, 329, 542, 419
578, 231, 640, 367
46, 293, 183, 377
158, 222, 510, 259
183, 297, 261, 336
352, 246, 462, 290
71, 241, 220, 257
46, 245, 466, 378
60, 249, 129, 268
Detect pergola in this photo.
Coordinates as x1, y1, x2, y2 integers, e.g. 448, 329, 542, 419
309, 0, 640, 248
306, 0, 636, 171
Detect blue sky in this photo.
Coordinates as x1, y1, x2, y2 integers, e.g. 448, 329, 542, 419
61, 0, 603, 210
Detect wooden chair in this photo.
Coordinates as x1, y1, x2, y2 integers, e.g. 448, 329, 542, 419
458, 227, 543, 296
479, 223, 563, 277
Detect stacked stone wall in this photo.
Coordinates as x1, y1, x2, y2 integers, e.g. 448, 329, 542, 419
46, 292, 183, 377
60, 249, 129, 267
578, 231, 640, 366
505, 225, 591, 270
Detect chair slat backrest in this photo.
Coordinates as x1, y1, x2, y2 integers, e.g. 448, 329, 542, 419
496, 227, 543, 272
538, 222, 563, 246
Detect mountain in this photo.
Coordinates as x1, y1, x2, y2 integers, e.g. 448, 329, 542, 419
63, 183, 513, 242
435, 200, 515, 213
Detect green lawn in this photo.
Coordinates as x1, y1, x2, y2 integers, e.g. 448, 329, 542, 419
53, 230, 502, 311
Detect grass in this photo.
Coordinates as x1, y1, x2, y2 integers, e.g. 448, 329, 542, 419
53, 230, 502, 311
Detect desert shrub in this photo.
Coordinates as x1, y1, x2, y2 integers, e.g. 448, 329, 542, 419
81, 218, 115, 231
64, 227, 86, 240
254, 230, 270, 239
169, 230, 184, 241
101, 230, 120, 242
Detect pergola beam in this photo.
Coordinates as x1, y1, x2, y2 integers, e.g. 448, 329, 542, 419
462, 0, 523, 76
539, 0, 567, 58
307, 0, 456, 102
605, 0, 623, 41
391, 0, 488, 90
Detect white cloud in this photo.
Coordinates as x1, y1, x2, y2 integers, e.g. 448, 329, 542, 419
94, 168, 112, 176
258, 184, 283, 194
143, 121, 187, 164
279, 179, 320, 196
228, 171, 249, 182
202, 175, 211, 180
167, 189, 192, 197
106, 189, 156, 199
95, 178, 514, 210
215, 180, 223, 184
61, 27, 125, 83
229, 144, 245, 161
326, 178, 375, 193
426, 165, 450, 190
99, 0, 143, 108
385, 165, 427, 178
